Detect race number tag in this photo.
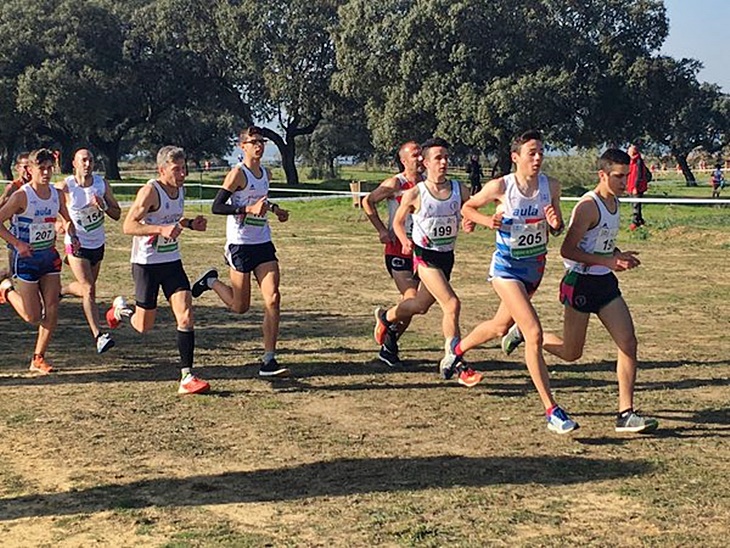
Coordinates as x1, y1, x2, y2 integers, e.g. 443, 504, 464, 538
154, 235, 179, 253
510, 220, 547, 258
426, 216, 458, 246
595, 227, 619, 256
29, 222, 56, 250
76, 204, 104, 232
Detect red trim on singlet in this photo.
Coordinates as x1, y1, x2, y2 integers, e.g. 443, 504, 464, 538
384, 174, 418, 258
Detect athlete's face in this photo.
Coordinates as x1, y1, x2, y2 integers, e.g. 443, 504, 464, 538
15, 158, 30, 182
423, 146, 448, 181
73, 150, 94, 178
599, 163, 630, 196
512, 139, 543, 176
241, 134, 266, 160
159, 158, 186, 187
400, 144, 422, 173
30, 160, 54, 185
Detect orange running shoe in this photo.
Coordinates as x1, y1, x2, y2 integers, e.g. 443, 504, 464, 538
29, 354, 54, 375
457, 367, 483, 388
373, 307, 389, 345
178, 374, 210, 395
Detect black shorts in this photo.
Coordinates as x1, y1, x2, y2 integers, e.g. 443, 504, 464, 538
385, 254, 414, 277
413, 246, 455, 281
68, 244, 105, 267
132, 260, 191, 310
225, 241, 277, 274
560, 271, 621, 314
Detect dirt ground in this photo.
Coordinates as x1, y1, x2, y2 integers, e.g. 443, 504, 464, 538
1, 200, 728, 547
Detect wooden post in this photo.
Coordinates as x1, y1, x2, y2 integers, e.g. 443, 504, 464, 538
350, 180, 362, 208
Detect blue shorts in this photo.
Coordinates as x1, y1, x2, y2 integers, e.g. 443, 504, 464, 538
14, 247, 62, 282
488, 251, 545, 295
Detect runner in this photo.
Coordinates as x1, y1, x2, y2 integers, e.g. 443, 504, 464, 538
373, 137, 483, 388
507, 148, 658, 433
56, 149, 122, 353
363, 141, 423, 366
106, 146, 210, 395
0, 153, 32, 277
457, 130, 578, 434
0, 148, 75, 374
191, 126, 290, 378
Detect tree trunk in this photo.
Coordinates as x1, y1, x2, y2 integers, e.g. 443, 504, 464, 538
496, 146, 512, 177
674, 152, 696, 186
91, 137, 122, 180
60, 139, 74, 174
262, 128, 299, 185
1, 144, 14, 180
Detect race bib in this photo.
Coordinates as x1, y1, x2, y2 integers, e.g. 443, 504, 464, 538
29, 222, 56, 250
425, 216, 457, 246
154, 235, 179, 253
595, 227, 619, 256
510, 220, 547, 258
75, 204, 104, 232
243, 214, 267, 227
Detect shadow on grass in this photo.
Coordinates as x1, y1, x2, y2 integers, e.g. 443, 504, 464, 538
0, 455, 654, 521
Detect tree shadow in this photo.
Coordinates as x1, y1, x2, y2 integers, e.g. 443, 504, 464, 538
0, 455, 654, 521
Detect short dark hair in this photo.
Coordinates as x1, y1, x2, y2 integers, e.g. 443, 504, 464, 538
420, 137, 450, 158
598, 148, 631, 172
240, 126, 264, 142
29, 148, 54, 166
511, 130, 543, 153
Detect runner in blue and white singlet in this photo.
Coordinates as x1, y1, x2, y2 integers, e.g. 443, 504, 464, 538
490, 172, 552, 294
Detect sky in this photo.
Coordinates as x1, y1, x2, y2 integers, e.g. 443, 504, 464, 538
661, 0, 730, 92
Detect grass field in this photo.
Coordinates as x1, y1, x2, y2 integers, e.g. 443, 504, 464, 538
0, 196, 728, 547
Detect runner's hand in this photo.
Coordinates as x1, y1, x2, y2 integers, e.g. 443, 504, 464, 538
247, 197, 268, 217
544, 204, 561, 229
486, 212, 503, 230
15, 241, 32, 258
190, 215, 207, 231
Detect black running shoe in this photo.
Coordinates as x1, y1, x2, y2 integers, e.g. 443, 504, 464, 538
192, 268, 218, 298
259, 358, 290, 378
378, 345, 401, 367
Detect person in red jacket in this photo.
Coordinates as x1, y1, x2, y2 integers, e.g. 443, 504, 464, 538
626, 143, 650, 230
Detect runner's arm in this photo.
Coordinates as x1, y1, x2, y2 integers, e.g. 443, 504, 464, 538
362, 177, 399, 243
393, 186, 418, 253
101, 179, 122, 221
461, 178, 504, 229
0, 191, 31, 256
122, 184, 173, 237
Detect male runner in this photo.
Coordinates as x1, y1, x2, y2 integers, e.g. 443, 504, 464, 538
363, 141, 423, 366
0, 153, 32, 276
191, 126, 290, 378
0, 148, 76, 374
57, 149, 122, 353
107, 146, 210, 395
456, 130, 578, 434
507, 148, 658, 433
373, 137, 483, 388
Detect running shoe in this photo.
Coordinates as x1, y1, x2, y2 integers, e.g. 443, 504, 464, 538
178, 374, 211, 395
259, 358, 290, 378
96, 332, 115, 354
0, 278, 13, 304
373, 307, 390, 345
106, 296, 132, 329
378, 345, 401, 367
191, 268, 218, 298
501, 324, 524, 355
457, 366, 483, 388
29, 354, 54, 375
546, 406, 579, 434
615, 410, 659, 433
439, 351, 462, 381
